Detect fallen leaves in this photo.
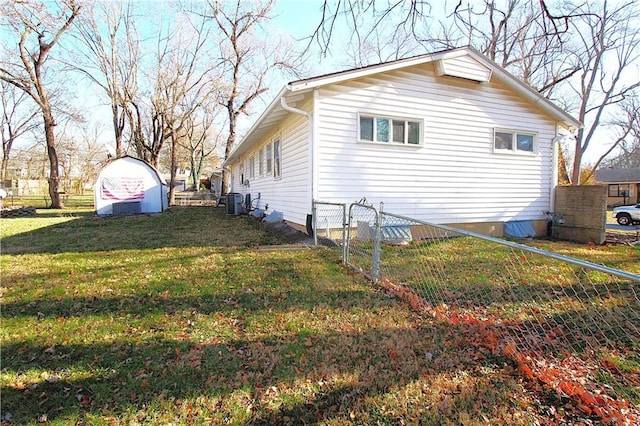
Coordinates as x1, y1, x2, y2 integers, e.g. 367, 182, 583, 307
377, 276, 640, 424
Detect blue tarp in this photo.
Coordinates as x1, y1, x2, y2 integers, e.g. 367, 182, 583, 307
504, 220, 537, 238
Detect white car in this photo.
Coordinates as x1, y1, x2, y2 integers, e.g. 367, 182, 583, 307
613, 204, 640, 226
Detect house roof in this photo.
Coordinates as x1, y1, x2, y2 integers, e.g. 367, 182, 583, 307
225, 46, 581, 164
595, 167, 640, 184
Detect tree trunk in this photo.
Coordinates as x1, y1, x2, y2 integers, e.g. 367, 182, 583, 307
112, 101, 124, 156
190, 154, 198, 190
221, 110, 236, 195
1, 147, 10, 181
570, 132, 584, 185
43, 110, 63, 208
168, 133, 177, 205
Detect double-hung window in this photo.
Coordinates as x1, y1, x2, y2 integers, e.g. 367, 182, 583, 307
266, 142, 273, 174
494, 129, 536, 154
273, 138, 281, 178
259, 148, 265, 176
359, 114, 421, 145
248, 155, 255, 179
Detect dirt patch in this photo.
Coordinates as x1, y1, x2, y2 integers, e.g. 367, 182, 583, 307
264, 221, 315, 245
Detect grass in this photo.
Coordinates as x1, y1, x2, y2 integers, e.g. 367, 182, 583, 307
1, 206, 638, 424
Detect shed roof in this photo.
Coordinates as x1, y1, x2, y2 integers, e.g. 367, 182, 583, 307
99, 155, 167, 185
595, 167, 640, 183
226, 46, 581, 164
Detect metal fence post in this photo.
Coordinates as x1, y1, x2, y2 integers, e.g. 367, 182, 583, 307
345, 205, 352, 266
341, 203, 347, 264
312, 201, 318, 246
371, 206, 382, 283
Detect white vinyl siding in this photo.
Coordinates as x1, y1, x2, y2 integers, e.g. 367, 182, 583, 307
230, 108, 311, 225
315, 63, 556, 224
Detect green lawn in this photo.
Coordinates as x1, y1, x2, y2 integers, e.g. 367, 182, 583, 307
1, 207, 636, 424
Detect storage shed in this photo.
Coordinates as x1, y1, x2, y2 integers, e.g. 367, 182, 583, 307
94, 156, 168, 215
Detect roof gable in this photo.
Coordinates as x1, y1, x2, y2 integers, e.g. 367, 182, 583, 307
226, 46, 581, 164
434, 55, 492, 82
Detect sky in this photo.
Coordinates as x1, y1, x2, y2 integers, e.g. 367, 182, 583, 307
4, 0, 634, 167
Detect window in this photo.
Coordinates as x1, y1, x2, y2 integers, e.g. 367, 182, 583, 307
266, 142, 273, 174
239, 161, 245, 184
259, 148, 265, 176
609, 184, 633, 197
359, 114, 422, 145
248, 155, 255, 179
273, 138, 281, 178
494, 129, 536, 153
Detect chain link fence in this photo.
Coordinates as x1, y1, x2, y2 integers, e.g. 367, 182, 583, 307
314, 200, 640, 423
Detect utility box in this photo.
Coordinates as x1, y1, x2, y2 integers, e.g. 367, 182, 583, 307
226, 193, 243, 215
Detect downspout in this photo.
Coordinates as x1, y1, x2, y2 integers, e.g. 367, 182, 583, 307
280, 95, 315, 204
550, 130, 563, 213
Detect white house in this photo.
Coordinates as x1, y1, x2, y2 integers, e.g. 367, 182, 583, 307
224, 47, 580, 236
94, 156, 168, 215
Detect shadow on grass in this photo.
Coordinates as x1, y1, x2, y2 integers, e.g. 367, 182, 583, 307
4, 275, 635, 423
1, 317, 525, 424
1, 207, 288, 254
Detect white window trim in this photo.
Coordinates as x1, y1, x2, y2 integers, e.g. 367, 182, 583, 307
266, 142, 273, 174
357, 113, 424, 146
259, 147, 265, 176
493, 128, 538, 155
248, 155, 255, 179
273, 137, 281, 179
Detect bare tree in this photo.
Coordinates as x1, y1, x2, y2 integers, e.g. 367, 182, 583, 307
433, 1, 582, 96
0, 0, 81, 208
180, 110, 222, 190
143, 10, 218, 204
1, 80, 39, 181
566, 1, 640, 184
201, 0, 300, 194
599, 95, 640, 169
73, 0, 139, 157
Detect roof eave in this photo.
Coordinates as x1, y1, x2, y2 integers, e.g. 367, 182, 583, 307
224, 86, 291, 166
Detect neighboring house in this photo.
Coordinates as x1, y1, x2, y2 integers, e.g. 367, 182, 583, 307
94, 156, 168, 215
224, 46, 580, 236
595, 168, 640, 207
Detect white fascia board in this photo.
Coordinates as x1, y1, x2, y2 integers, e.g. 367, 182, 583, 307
287, 47, 472, 92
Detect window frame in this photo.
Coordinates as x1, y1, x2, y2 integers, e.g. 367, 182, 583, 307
248, 155, 255, 179
266, 142, 273, 174
239, 161, 245, 185
259, 147, 265, 176
493, 128, 538, 155
357, 113, 423, 146
273, 138, 281, 179
609, 184, 633, 197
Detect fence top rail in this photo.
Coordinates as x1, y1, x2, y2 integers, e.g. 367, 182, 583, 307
349, 202, 378, 211
313, 200, 348, 207
382, 210, 640, 283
